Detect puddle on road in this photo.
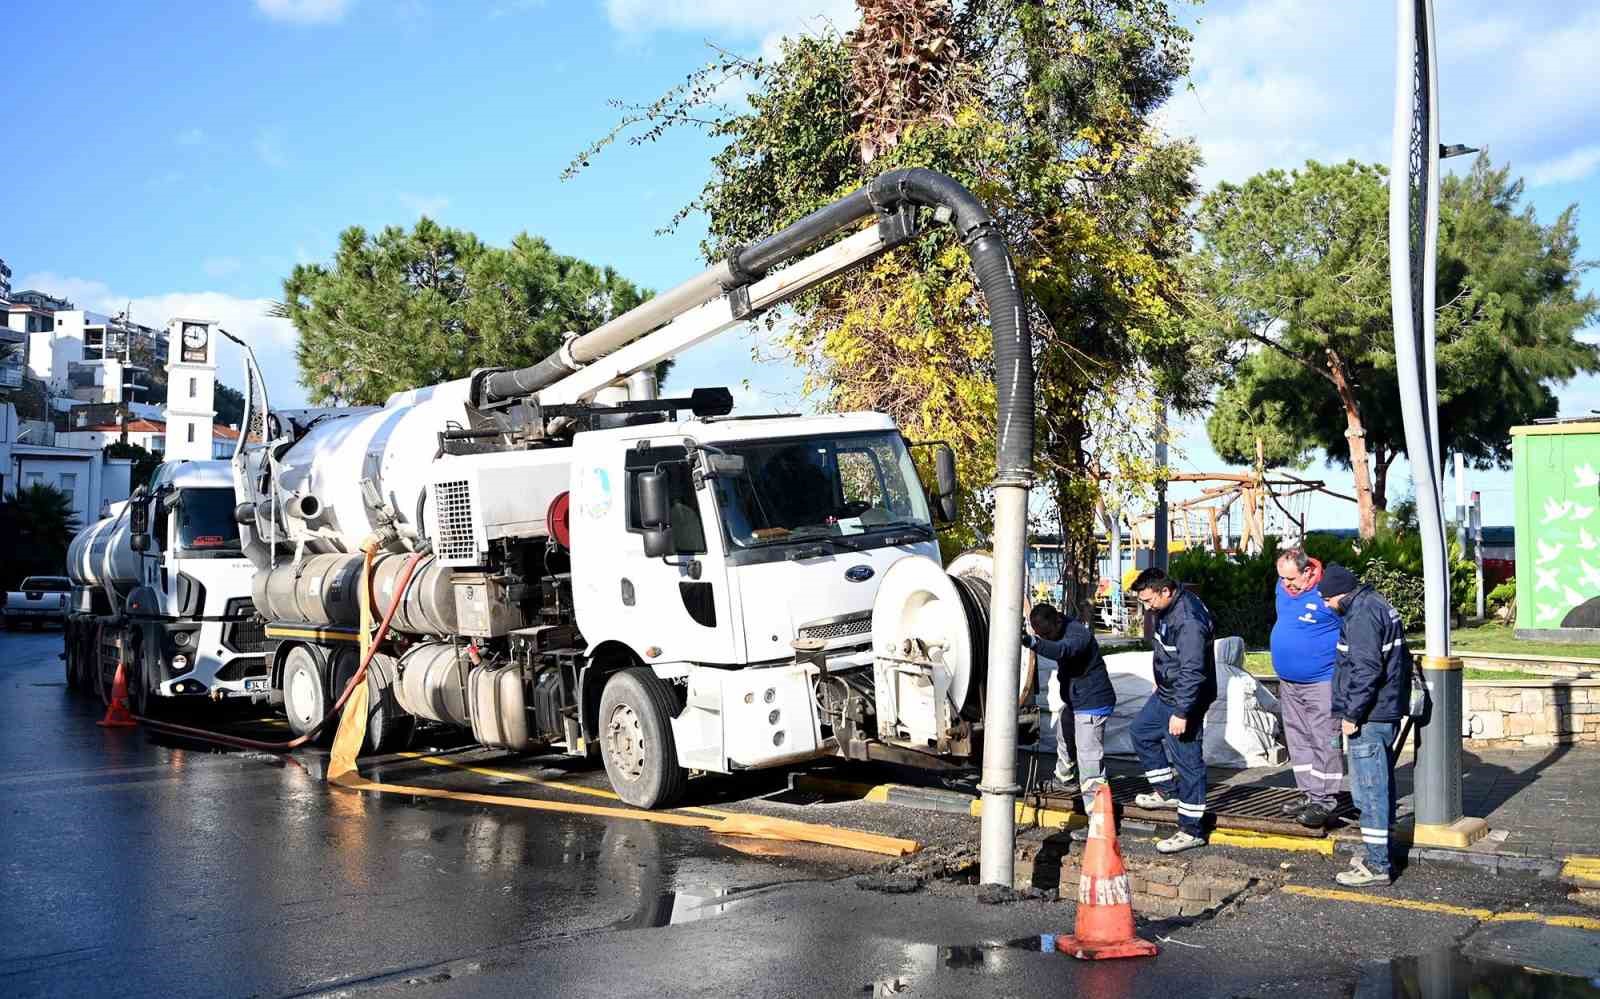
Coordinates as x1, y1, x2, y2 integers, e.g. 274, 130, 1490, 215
863, 940, 1600, 997
1353, 946, 1600, 998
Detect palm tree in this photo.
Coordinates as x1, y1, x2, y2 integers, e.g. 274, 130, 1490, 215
5, 482, 80, 564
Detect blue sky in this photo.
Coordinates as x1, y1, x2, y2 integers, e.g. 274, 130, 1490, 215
7, 0, 1599, 531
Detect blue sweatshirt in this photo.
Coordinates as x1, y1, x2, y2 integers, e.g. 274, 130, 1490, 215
1271, 579, 1340, 683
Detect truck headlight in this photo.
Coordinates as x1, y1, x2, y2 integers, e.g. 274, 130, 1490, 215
171, 655, 190, 674
173, 631, 192, 647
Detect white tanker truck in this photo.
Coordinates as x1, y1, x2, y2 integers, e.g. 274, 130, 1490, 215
64, 459, 268, 711
234, 169, 1038, 809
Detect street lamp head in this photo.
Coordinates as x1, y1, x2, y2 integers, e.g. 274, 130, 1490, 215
1440, 143, 1480, 159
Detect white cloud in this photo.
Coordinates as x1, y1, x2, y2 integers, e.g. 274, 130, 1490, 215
255, 0, 352, 25
1165, 0, 1600, 190
1526, 145, 1600, 187
398, 193, 450, 218
202, 257, 242, 278
176, 127, 206, 146
604, 0, 857, 59
18, 271, 309, 409
254, 129, 288, 169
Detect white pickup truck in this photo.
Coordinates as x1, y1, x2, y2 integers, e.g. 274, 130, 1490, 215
2, 576, 72, 629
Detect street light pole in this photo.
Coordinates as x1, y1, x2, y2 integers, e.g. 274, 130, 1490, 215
1388, 0, 1488, 849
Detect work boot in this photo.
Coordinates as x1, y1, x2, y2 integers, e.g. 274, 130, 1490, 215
1296, 802, 1334, 829
1156, 831, 1206, 854
1134, 790, 1179, 809
1279, 792, 1310, 816
1334, 857, 1391, 887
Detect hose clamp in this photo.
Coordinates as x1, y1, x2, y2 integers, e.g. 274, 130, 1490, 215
723, 245, 760, 288
978, 783, 1022, 796
991, 472, 1035, 488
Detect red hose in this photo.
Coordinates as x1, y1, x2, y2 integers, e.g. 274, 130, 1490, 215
134, 550, 427, 753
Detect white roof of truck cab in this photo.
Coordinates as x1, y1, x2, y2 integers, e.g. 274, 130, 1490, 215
151, 459, 234, 490
586, 410, 900, 447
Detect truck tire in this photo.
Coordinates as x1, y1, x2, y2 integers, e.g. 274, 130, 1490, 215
64, 621, 82, 693
281, 644, 331, 743
330, 649, 415, 755
597, 667, 687, 809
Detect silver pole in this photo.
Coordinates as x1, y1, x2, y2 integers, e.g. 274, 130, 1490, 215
979, 483, 1029, 886
1388, 0, 1485, 848
1472, 492, 1484, 622
1154, 406, 1169, 570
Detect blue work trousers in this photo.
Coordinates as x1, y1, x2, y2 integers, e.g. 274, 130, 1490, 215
1131, 695, 1207, 836
1345, 720, 1398, 873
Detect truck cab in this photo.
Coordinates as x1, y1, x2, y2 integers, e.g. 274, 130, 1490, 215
65, 460, 266, 709
563, 412, 942, 778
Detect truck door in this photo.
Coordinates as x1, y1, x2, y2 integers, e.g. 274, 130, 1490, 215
570, 438, 740, 665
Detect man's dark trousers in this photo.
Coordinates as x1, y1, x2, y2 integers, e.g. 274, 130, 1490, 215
1131, 696, 1207, 836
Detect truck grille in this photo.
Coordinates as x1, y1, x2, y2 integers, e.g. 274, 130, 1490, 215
221, 597, 266, 654
797, 612, 871, 642
434, 479, 479, 564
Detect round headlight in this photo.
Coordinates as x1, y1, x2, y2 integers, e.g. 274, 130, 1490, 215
173, 631, 192, 648
171, 654, 190, 673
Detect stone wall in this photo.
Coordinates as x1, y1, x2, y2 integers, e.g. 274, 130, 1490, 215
1465, 679, 1600, 749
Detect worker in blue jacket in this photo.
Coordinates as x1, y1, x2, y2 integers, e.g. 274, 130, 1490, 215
1022, 602, 1116, 816
1320, 564, 1411, 888
1129, 567, 1217, 854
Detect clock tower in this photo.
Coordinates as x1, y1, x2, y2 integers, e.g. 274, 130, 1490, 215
165, 317, 217, 462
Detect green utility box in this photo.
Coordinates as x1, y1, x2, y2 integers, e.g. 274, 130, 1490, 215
1513, 421, 1600, 639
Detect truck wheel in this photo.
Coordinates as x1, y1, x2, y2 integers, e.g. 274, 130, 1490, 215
331, 649, 415, 755
597, 668, 687, 809
64, 622, 81, 692
281, 645, 330, 742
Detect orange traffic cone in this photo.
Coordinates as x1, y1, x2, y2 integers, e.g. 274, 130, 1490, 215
1055, 783, 1158, 961
98, 661, 138, 728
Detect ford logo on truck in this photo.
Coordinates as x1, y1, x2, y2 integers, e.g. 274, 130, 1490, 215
845, 565, 875, 583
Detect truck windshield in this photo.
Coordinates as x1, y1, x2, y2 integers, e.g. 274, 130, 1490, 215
175, 487, 242, 552
709, 431, 933, 550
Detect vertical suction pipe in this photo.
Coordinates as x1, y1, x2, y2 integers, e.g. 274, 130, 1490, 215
478, 171, 1035, 881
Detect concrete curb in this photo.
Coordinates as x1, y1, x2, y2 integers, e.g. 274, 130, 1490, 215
788, 774, 1579, 876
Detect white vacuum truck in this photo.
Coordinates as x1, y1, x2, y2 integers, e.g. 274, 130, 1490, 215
64, 460, 267, 711
234, 168, 1037, 810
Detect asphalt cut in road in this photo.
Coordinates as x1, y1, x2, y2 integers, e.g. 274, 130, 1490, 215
5, 628, 1600, 998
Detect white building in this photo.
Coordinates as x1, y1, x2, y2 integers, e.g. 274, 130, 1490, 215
1, 404, 133, 526
38, 310, 166, 406
57, 416, 237, 460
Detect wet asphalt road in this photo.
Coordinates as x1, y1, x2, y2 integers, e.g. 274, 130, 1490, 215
4, 627, 1600, 998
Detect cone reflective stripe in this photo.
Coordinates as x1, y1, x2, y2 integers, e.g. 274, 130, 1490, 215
97, 661, 138, 728
1055, 784, 1159, 961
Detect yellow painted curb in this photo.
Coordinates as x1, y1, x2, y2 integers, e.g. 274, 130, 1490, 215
1211, 828, 1334, 855
1563, 855, 1600, 885
969, 797, 1089, 831
1412, 817, 1491, 849
788, 774, 892, 803
1282, 885, 1600, 931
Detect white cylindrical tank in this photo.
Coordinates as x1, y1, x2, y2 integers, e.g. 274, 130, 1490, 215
271, 378, 476, 554
66, 512, 142, 595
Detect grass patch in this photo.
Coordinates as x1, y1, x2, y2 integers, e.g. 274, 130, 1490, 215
1427, 621, 1600, 661
1245, 651, 1546, 682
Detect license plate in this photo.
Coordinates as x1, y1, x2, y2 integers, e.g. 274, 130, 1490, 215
244, 678, 269, 692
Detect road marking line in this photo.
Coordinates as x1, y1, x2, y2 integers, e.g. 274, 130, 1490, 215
392, 751, 731, 818
1282, 885, 1600, 930
1562, 855, 1600, 885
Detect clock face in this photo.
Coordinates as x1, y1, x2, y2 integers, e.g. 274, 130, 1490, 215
181, 323, 208, 363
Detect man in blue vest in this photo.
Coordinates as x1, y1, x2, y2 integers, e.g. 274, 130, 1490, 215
1023, 602, 1116, 817
1320, 564, 1411, 887
1129, 567, 1217, 854
1271, 547, 1344, 829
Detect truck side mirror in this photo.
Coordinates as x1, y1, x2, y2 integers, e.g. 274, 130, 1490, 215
934, 445, 959, 524
642, 528, 673, 559
639, 470, 670, 529
129, 496, 150, 538
638, 470, 674, 558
